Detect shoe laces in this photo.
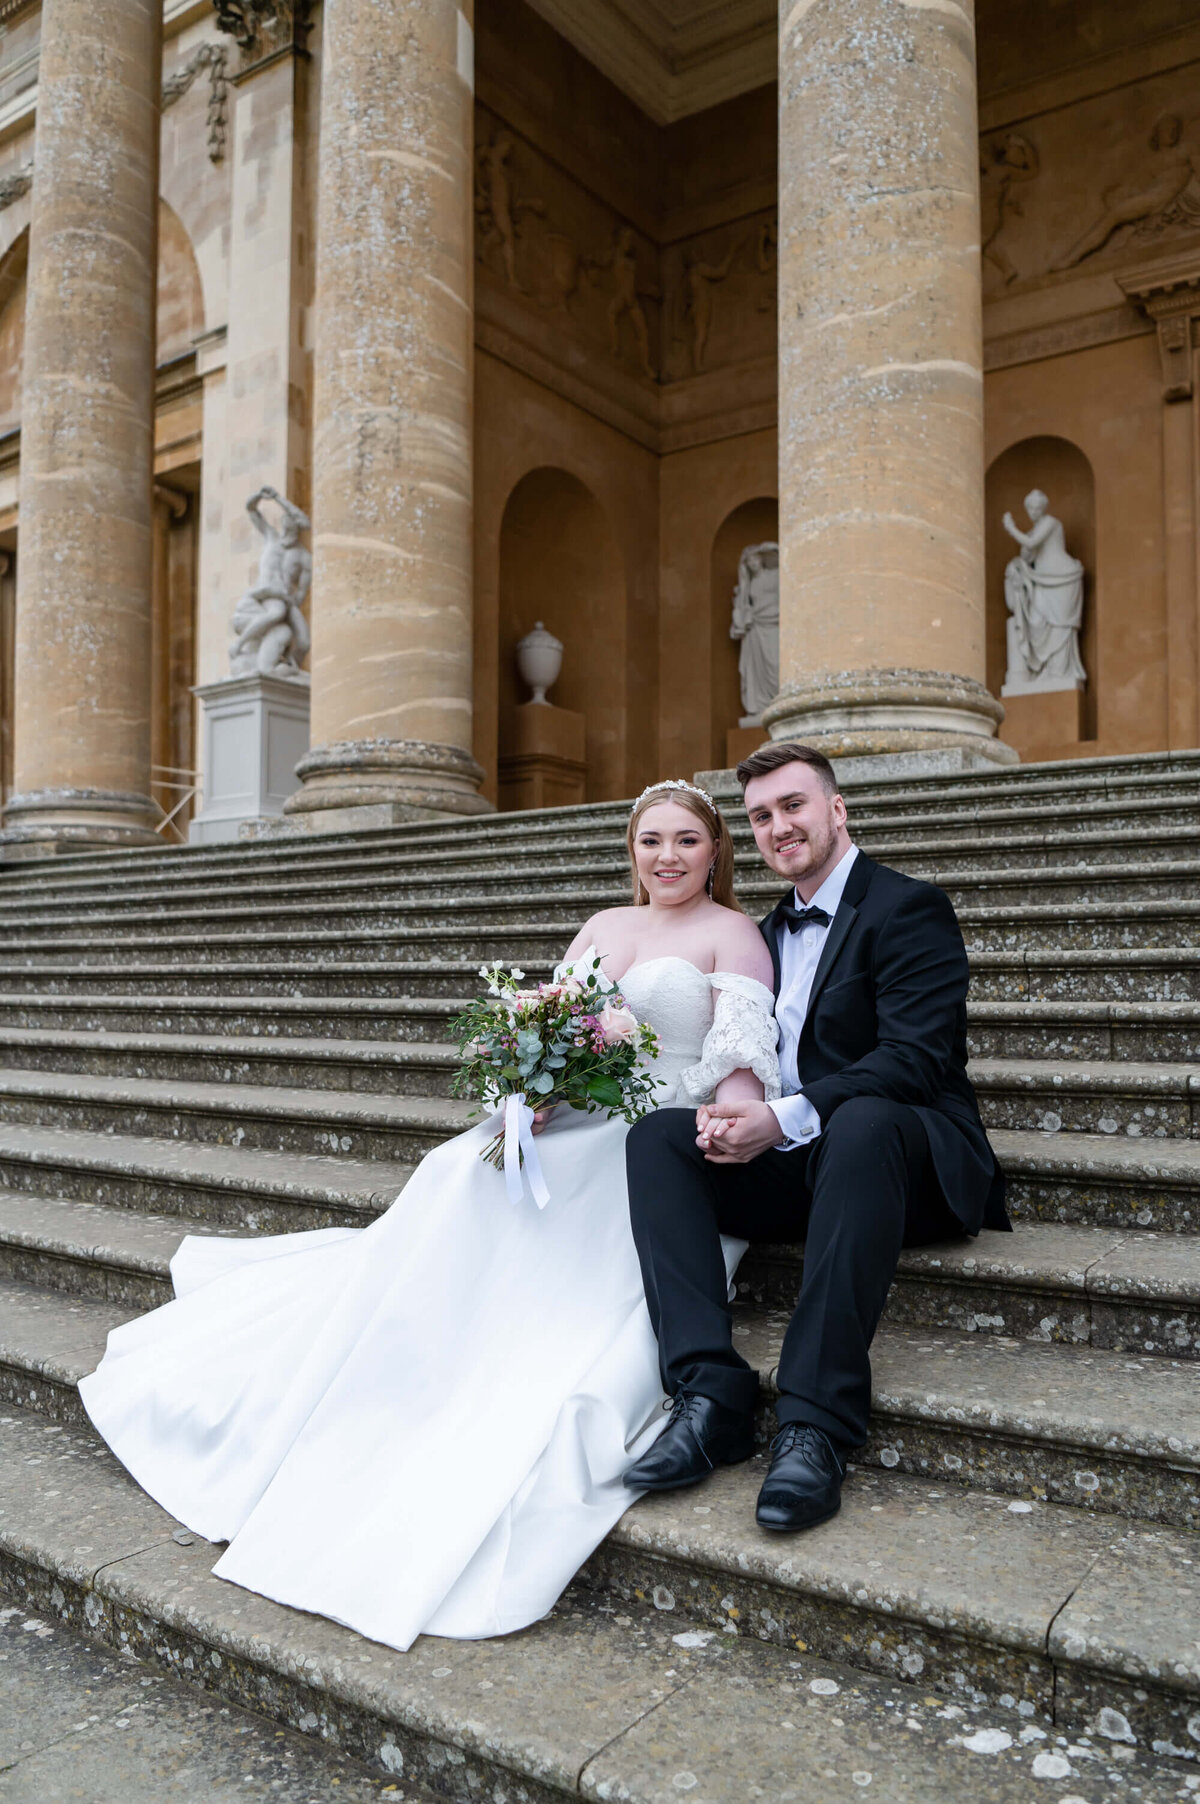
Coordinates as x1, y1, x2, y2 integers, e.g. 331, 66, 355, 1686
663, 1388, 706, 1428
771, 1423, 828, 1460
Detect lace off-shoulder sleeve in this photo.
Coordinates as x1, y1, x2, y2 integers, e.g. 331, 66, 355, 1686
676, 972, 780, 1107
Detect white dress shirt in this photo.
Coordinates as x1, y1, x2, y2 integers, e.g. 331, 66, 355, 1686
767, 843, 860, 1150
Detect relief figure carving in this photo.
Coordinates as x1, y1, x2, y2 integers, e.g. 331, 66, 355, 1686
589, 224, 658, 380
677, 236, 743, 374
1053, 114, 1200, 270
980, 133, 1039, 286
755, 215, 777, 313
475, 129, 546, 292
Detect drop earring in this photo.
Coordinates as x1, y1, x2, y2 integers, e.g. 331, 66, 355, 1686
706, 861, 716, 896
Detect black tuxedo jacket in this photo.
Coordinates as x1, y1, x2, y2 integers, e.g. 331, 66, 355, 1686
760, 852, 1009, 1234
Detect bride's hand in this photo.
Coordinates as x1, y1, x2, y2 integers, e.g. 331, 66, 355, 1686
696, 1100, 781, 1164
531, 1106, 556, 1135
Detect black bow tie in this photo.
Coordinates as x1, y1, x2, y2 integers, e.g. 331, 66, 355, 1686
779, 900, 832, 934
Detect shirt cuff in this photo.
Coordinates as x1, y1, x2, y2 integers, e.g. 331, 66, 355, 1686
767, 1092, 822, 1151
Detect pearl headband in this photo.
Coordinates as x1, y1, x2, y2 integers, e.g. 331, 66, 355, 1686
631, 778, 717, 815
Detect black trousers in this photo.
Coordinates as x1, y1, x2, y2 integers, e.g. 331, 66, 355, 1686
625, 1096, 965, 1450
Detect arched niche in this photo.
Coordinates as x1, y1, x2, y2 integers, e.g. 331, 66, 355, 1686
498, 467, 625, 803
985, 436, 1097, 740
709, 495, 778, 768
157, 199, 205, 365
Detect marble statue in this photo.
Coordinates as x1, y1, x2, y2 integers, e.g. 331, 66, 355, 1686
730, 542, 780, 724
1001, 491, 1086, 694
229, 486, 312, 679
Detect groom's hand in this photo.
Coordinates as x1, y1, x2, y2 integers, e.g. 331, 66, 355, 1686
695, 1101, 781, 1164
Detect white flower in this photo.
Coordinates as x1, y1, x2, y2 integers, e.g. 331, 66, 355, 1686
511, 967, 525, 981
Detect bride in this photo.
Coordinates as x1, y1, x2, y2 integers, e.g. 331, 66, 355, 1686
80, 779, 780, 1653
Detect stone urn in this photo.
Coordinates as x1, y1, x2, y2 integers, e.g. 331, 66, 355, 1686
516, 621, 563, 705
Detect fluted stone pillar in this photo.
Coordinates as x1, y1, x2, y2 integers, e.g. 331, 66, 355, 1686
764, 0, 1013, 768
284, 0, 489, 827
0, 0, 163, 856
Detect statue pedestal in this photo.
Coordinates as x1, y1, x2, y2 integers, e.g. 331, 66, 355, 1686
998, 683, 1085, 756
498, 703, 586, 811
189, 673, 311, 845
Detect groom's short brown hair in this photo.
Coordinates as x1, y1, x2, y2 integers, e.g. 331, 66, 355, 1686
735, 741, 839, 796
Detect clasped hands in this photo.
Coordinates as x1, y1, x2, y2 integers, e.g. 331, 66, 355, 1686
695, 1099, 781, 1164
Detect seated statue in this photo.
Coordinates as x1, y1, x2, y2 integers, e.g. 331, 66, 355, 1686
1001, 490, 1086, 694
229, 487, 312, 679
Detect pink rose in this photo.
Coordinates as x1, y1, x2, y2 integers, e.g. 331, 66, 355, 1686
598, 1002, 639, 1045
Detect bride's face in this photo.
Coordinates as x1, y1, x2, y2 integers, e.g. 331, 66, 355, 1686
633, 801, 715, 908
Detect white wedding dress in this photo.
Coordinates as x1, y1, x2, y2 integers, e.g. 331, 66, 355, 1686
79, 955, 779, 1654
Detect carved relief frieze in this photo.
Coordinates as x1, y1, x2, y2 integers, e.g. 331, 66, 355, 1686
977, 72, 1200, 309
660, 211, 775, 383
473, 104, 662, 385
162, 43, 229, 163
211, 0, 313, 77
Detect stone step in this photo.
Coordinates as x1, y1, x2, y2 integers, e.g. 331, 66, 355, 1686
967, 1000, 1200, 1062
0, 1122, 412, 1233
4, 818, 1200, 922
4, 1279, 1195, 1530
968, 949, 1200, 1003
2, 1412, 1190, 1802
1, 897, 1199, 969
0, 1026, 463, 1096
0, 1067, 470, 1161
0, 958, 511, 999
0, 1027, 1195, 1147
0, 990, 1197, 1065
743, 1221, 1200, 1359
584, 1455, 1200, 1760
0, 989, 468, 1038
0, 1070, 1196, 1229
971, 1058, 1200, 1137
6, 1188, 1195, 1362
2, 855, 1200, 943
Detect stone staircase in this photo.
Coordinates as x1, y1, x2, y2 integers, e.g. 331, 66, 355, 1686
1, 750, 1199, 1803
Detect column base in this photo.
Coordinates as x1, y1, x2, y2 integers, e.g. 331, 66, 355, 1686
760, 668, 1016, 766
0, 789, 162, 860
281, 738, 493, 832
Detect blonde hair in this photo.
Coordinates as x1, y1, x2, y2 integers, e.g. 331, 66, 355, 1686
626, 785, 740, 910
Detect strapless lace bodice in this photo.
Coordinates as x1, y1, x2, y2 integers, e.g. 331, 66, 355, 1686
604, 955, 780, 1107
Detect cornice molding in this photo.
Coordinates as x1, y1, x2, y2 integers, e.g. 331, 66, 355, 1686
521, 0, 774, 125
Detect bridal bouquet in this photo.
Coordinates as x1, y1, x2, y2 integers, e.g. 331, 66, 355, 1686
451, 952, 661, 1204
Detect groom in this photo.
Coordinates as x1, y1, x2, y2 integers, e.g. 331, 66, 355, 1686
623, 742, 1008, 1530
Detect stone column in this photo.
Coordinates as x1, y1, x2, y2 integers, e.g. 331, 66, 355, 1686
0, 0, 164, 855
284, 0, 489, 827
765, 0, 1012, 768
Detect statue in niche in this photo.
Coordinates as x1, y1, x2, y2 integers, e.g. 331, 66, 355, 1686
678, 236, 743, 373
229, 487, 312, 679
730, 542, 780, 724
475, 128, 545, 292
590, 224, 658, 380
1053, 114, 1200, 270
1001, 491, 1086, 694
980, 133, 1039, 286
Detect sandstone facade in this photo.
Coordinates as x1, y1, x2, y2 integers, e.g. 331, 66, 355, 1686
0, 0, 1196, 840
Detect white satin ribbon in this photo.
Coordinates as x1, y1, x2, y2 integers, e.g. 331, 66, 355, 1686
500, 1092, 550, 1209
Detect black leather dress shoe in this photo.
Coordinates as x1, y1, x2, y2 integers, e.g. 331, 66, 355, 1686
755, 1424, 846, 1531
624, 1390, 755, 1491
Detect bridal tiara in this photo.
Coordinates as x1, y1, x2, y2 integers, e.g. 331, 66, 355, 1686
631, 778, 717, 814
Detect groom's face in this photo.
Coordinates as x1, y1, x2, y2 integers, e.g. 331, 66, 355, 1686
743, 764, 848, 893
